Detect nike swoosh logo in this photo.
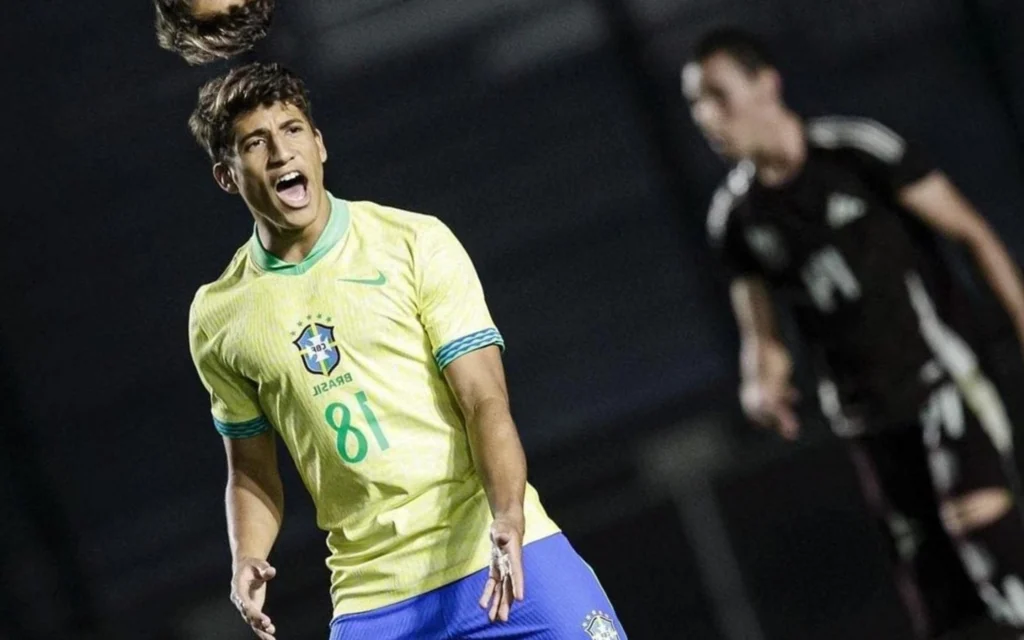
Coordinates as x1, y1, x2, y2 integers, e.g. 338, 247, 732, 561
338, 270, 387, 286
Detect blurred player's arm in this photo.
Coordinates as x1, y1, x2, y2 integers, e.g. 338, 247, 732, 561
900, 172, 1024, 345
444, 346, 526, 531
731, 276, 800, 439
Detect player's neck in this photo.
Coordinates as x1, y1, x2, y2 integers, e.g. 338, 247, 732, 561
256, 190, 333, 263
753, 110, 806, 188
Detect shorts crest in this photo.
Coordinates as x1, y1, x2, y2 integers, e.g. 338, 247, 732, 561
582, 610, 619, 640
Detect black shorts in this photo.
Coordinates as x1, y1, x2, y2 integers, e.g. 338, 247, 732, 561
846, 376, 1019, 636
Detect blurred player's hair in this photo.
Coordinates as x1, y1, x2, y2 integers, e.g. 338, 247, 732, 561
189, 62, 315, 162
694, 27, 775, 75
154, 0, 275, 65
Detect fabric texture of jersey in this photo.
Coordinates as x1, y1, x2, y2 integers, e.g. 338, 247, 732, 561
188, 194, 560, 616
328, 533, 628, 640
707, 116, 984, 430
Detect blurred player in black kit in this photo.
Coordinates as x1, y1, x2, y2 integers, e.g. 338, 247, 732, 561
685, 27, 1024, 639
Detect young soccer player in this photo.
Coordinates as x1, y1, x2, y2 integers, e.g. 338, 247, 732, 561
186, 61, 626, 640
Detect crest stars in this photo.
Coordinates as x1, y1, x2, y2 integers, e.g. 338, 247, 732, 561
582, 610, 619, 640
290, 316, 333, 337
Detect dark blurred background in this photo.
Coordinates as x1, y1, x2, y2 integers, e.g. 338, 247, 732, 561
4, 0, 1024, 638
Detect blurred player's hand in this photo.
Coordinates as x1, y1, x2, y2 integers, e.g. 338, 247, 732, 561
231, 557, 277, 639
479, 515, 525, 622
740, 341, 800, 440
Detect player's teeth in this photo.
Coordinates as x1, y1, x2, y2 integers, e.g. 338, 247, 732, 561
277, 171, 300, 185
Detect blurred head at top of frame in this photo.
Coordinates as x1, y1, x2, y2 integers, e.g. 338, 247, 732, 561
155, 0, 275, 65
682, 27, 786, 161
189, 62, 330, 236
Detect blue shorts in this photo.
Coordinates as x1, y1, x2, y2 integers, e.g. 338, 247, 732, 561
328, 533, 626, 639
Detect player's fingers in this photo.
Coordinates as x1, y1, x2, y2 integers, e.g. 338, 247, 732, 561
510, 547, 524, 601
241, 610, 271, 630
499, 575, 513, 621
254, 564, 277, 582
479, 576, 497, 609
239, 603, 272, 631
511, 565, 524, 602
488, 583, 500, 622
252, 616, 275, 634
775, 407, 800, 440
251, 618, 276, 637
251, 619, 276, 639
248, 562, 275, 586
488, 573, 508, 622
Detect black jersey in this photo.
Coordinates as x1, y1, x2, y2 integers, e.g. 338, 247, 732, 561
709, 116, 981, 431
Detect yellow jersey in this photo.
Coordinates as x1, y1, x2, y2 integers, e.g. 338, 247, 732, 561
188, 194, 559, 616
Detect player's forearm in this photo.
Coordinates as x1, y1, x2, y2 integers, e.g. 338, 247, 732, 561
968, 230, 1024, 335
465, 397, 527, 526
730, 277, 785, 383
226, 469, 284, 567
739, 335, 788, 383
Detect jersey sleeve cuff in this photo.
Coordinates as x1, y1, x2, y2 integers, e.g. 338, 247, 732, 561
435, 328, 505, 370
213, 415, 271, 439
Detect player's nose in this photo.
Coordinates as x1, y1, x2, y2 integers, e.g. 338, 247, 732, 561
266, 136, 294, 167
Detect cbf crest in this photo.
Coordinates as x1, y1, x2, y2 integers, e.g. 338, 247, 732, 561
582, 611, 620, 640
293, 322, 341, 376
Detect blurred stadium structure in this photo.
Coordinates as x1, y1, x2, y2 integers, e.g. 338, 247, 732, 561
4, 0, 1024, 638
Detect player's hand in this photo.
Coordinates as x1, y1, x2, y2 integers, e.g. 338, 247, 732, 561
230, 557, 277, 639
479, 514, 525, 622
740, 377, 800, 440
740, 340, 800, 439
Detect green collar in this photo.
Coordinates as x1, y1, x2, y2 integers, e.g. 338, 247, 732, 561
250, 192, 350, 276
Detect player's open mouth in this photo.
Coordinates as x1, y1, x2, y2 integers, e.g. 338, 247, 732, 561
275, 170, 310, 208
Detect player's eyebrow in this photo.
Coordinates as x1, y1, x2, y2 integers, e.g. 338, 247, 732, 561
237, 119, 306, 147
278, 118, 305, 130
237, 127, 270, 147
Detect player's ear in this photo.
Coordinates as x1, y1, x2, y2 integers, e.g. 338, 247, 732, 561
315, 129, 327, 164
681, 61, 702, 101
213, 162, 240, 194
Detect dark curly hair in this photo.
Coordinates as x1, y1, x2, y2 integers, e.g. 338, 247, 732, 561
154, 0, 275, 65
189, 62, 315, 162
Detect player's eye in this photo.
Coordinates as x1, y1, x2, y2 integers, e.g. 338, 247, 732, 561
244, 138, 266, 152
287, 125, 303, 135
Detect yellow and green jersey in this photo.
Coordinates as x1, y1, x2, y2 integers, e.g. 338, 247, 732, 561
188, 194, 559, 616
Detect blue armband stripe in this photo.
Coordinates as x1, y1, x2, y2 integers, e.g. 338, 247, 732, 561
435, 328, 505, 370
214, 415, 271, 439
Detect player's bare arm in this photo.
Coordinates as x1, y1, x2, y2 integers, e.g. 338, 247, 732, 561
225, 431, 284, 639
731, 276, 800, 439
443, 346, 527, 622
899, 172, 1024, 351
